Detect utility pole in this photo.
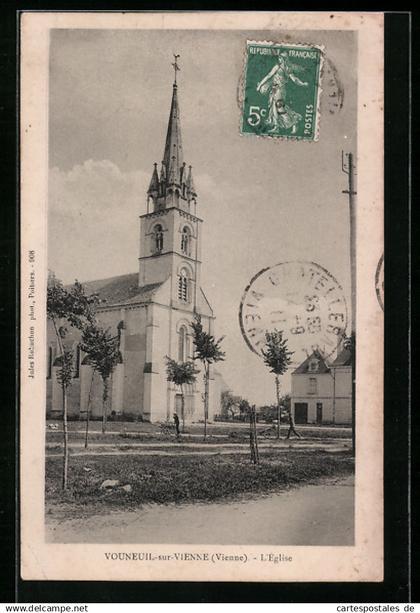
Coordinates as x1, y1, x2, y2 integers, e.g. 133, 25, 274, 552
342, 152, 357, 455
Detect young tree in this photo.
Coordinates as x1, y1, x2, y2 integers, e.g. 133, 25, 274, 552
54, 348, 74, 488
190, 314, 225, 439
47, 273, 97, 490
81, 323, 121, 434
83, 365, 96, 449
165, 357, 199, 433
261, 330, 294, 439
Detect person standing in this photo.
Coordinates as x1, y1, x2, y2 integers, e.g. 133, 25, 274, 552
286, 408, 301, 439
173, 412, 180, 437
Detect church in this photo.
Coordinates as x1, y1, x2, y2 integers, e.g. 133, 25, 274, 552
46, 66, 223, 423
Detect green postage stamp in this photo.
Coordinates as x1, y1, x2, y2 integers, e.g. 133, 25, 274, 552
241, 41, 324, 141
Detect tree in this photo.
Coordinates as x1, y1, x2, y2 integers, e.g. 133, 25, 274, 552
47, 273, 97, 490
83, 364, 96, 448
220, 390, 241, 420
258, 404, 278, 423
261, 330, 293, 439
190, 314, 225, 439
165, 357, 199, 433
54, 348, 74, 488
280, 393, 291, 412
239, 398, 251, 421
81, 323, 121, 434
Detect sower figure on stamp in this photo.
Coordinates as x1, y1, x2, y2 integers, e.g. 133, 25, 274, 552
256, 52, 308, 134
173, 412, 180, 438
286, 407, 301, 439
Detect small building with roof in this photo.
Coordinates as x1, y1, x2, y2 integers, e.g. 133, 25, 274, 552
290, 344, 352, 425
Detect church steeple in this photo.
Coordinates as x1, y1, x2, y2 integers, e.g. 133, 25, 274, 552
162, 83, 184, 182
147, 56, 197, 213
140, 57, 203, 300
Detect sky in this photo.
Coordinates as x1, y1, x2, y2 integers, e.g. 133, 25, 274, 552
48, 28, 357, 404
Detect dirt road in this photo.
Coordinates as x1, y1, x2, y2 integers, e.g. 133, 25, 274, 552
46, 475, 354, 545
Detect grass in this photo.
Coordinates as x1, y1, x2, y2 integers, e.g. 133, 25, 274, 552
45, 450, 354, 517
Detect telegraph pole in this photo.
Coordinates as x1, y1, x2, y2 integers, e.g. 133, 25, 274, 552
342, 152, 357, 455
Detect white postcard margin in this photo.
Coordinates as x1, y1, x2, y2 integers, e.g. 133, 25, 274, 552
20, 11, 384, 582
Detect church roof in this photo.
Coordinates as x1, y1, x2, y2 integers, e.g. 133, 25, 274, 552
78, 273, 163, 308
199, 287, 214, 317
213, 369, 231, 394
292, 350, 331, 375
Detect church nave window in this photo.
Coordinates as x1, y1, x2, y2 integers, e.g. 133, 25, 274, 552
178, 325, 188, 362
154, 224, 164, 252
181, 226, 191, 255
178, 269, 189, 302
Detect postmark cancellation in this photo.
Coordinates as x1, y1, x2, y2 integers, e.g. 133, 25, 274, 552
239, 261, 348, 366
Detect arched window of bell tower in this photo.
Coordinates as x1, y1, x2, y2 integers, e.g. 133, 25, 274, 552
178, 268, 190, 302
153, 224, 164, 252
181, 226, 191, 256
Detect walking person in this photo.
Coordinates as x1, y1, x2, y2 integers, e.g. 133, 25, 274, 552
286, 408, 301, 439
173, 412, 180, 438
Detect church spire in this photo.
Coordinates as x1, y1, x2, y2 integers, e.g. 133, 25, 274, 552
186, 165, 196, 197
147, 163, 159, 195
162, 79, 184, 183
146, 55, 198, 213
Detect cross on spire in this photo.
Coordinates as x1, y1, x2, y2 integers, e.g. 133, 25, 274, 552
172, 53, 180, 85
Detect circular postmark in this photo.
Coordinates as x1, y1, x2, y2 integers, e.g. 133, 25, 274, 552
239, 261, 348, 367
321, 57, 344, 115
375, 254, 384, 311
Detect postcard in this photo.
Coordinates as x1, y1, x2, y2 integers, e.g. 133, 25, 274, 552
20, 11, 384, 582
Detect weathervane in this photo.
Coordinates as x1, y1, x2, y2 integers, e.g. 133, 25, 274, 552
172, 53, 180, 84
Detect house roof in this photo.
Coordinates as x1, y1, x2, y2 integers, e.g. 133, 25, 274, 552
292, 350, 331, 375
331, 346, 352, 367
75, 273, 163, 308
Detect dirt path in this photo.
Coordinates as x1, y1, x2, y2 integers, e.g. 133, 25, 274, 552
46, 440, 350, 458
46, 440, 347, 449
48, 425, 351, 435
46, 475, 354, 545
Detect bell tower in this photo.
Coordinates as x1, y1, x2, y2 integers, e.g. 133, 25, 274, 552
139, 57, 202, 312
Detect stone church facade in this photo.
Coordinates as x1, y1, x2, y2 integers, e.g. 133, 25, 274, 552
46, 76, 222, 423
